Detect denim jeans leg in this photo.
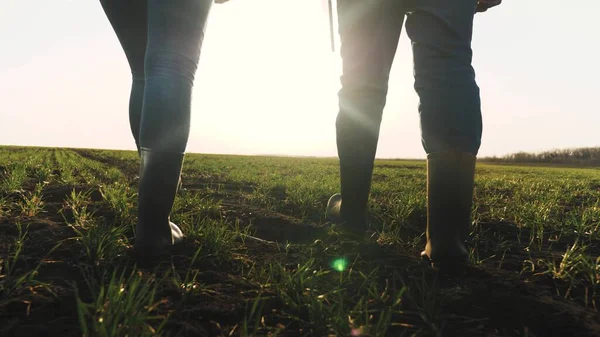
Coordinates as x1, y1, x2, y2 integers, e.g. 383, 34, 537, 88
405, 0, 482, 155
335, 0, 404, 223
140, 0, 213, 153
99, 0, 148, 153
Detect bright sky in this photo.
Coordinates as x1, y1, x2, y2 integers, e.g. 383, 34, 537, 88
1, 1, 599, 159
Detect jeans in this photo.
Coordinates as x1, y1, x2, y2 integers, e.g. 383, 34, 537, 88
100, 0, 213, 153
336, 0, 482, 160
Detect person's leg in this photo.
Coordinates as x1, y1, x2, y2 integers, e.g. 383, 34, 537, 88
326, 0, 404, 238
141, 0, 212, 153
99, 0, 148, 154
405, 0, 481, 271
135, 0, 213, 258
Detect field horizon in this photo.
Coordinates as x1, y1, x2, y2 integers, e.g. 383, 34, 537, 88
4, 144, 600, 165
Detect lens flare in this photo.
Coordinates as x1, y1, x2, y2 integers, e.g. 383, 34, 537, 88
331, 258, 348, 272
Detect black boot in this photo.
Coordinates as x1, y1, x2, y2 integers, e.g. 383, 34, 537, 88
326, 155, 374, 240
328, 87, 383, 240
421, 150, 476, 274
135, 148, 185, 261
135, 146, 182, 190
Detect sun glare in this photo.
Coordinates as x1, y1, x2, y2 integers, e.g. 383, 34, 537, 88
190, 0, 342, 156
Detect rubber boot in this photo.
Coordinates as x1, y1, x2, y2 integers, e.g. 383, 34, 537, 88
326, 156, 374, 240
135, 148, 185, 263
327, 89, 382, 240
135, 146, 182, 190
420, 150, 476, 274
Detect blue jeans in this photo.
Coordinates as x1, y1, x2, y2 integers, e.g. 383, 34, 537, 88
335, 0, 482, 222
100, 0, 212, 153
336, 0, 482, 160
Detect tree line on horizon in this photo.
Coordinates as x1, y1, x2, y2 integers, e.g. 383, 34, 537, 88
480, 147, 600, 166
